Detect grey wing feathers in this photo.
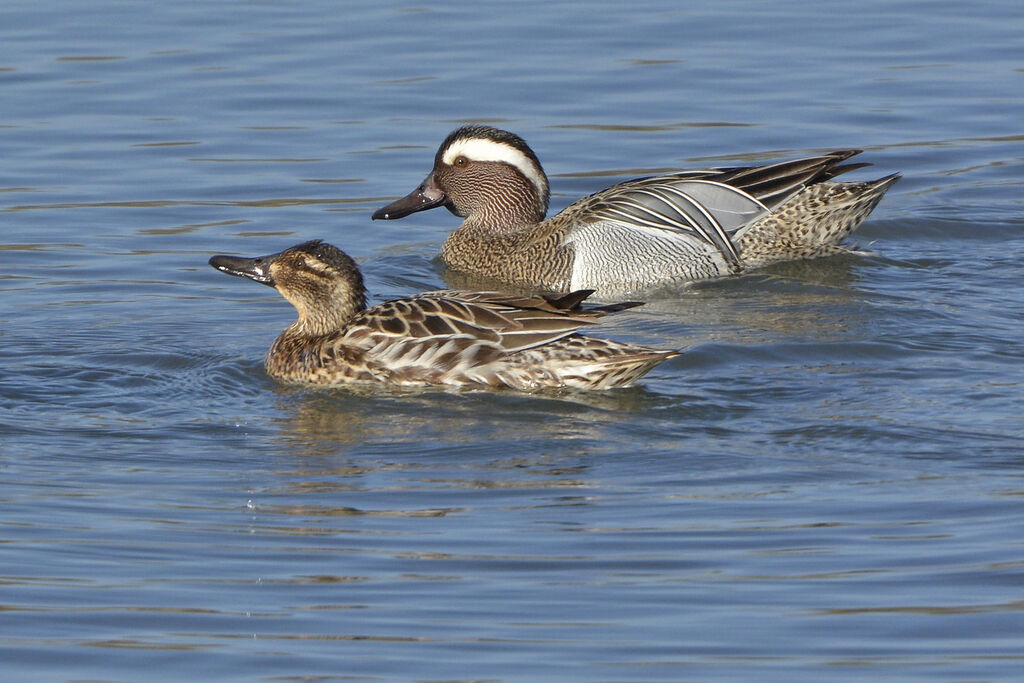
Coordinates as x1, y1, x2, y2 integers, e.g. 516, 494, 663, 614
584, 179, 768, 266
565, 150, 869, 267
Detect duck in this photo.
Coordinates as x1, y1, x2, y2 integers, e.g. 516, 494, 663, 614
209, 239, 677, 391
372, 125, 900, 296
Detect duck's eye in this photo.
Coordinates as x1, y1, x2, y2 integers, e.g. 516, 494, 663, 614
453, 155, 468, 167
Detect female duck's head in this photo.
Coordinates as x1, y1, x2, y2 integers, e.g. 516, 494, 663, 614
209, 240, 366, 333
372, 125, 550, 225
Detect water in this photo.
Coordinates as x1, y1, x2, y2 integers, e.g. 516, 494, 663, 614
2, 0, 1023, 680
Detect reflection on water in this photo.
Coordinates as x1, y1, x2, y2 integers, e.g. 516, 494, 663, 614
271, 386, 655, 454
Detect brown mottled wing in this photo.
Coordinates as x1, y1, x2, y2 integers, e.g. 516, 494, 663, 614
429, 290, 623, 352
343, 292, 607, 365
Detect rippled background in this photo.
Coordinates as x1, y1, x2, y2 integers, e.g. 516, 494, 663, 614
3, 1, 1023, 680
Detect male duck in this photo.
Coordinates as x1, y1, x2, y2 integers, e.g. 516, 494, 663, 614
372, 125, 900, 295
209, 239, 676, 391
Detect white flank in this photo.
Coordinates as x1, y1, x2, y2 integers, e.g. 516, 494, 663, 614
442, 137, 548, 197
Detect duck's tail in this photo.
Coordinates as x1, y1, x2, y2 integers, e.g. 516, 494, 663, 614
558, 347, 680, 390
509, 336, 679, 391
735, 173, 900, 269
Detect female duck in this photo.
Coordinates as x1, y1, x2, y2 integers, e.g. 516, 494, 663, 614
372, 125, 900, 295
209, 240, 676, 391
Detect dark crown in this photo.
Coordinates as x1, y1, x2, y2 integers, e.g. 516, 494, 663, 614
436, 125, 544, 172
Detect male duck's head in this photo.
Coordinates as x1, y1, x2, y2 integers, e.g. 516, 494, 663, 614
209, 240, 366, 333
372, 125, 550, 225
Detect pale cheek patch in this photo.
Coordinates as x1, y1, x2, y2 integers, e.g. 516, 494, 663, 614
442, 138, 548, 197
304, 259, 332, 274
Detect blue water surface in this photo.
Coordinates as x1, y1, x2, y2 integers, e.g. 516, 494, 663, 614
2, 1, 1023, 681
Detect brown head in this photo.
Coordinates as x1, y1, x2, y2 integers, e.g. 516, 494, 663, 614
372, 125, 551, 228
209, 239, 366, 335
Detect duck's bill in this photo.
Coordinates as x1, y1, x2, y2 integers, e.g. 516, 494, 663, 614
208, 253, 277, 286
372, 173, 446, 220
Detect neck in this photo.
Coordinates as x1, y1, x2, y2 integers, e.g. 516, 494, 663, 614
278, 285, 366, 338
462, 168, 548, 230
461, 188, 547, 233
286, 315, 341, 339
266, 315, 348, 380
459, 213, 534, 235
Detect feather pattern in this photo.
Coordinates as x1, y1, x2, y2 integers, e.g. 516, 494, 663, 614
372, 127, 899, 295
209, 242, 676, 391
577, 179, 771, 267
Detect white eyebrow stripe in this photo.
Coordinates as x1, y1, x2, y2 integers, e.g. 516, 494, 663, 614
442, 138, 548, 196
